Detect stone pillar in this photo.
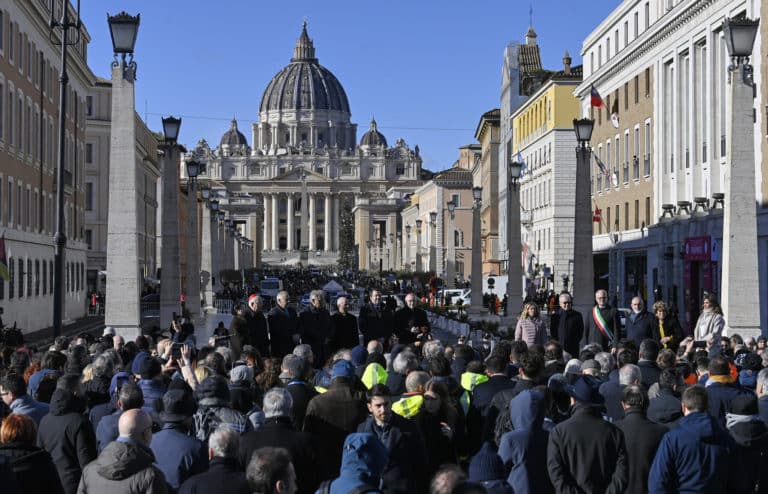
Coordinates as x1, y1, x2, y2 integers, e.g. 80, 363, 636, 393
287, 193, 294, 250
572, 142, 595, 320
159, 145, 181, 328
333, 194, 340, 252
223, 225, 233, 274
251, 210, 261, 269
506, 183, 523, 316
271, 194, 279, 250
262, 194, 270, 251
721, 61, 760, 338
324, 194, 332, 252
200, 202, 217, 311
446, 213, 455, 288
105, 62, 141, 339
309, 193, 316, 251
184, 183, 200, 318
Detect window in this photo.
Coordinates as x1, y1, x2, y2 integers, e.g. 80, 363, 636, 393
7, 85, 13, 147
0, 11, 3, 53
644, 121, 651, 176
624, 83, 629, 110
452, 194, 460, 207
395, 163, 404, 175
86, 95, 93, 116
17, 258, 23, 298
7, 178, 12, 226
644, 2, 650, 29
634, 11, 639, 38
8, 22, 13, 63
624, 21, 628, 46
645, 68, 650, 96
26, 258, 31, 297
624, 202, 629, 230
615, 205, 620, 231
42, 257, 46, 295
623, 133, 629, 183
645, 197, 651, 226
85, 182, 93, 210
35, 259, 39, 296
85, 229, 92, 250
85, 143, 92, 163
634, 75, 639, 104
49, 260, 53, 295
0, 80, 4, 141
17, 182, 21, 226
634, 199, 640, 229
25, 187, 29, 228
607, 207, 611, 233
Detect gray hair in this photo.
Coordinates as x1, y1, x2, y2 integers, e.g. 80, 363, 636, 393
310, 290, 325, 303
215, 347, 233, 369
757, 368, 768, 396
262, 387, 293, 418
91, 354, 114, 378
619, 363, 641, 386
392, 351, 418, 375
594, 352, 615, 375
209, 428, 240, 459
423, 340, 445, 360
293, 344, 314, 361
405, 371, 430, 393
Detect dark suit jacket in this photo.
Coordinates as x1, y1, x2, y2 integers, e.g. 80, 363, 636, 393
584, 305, 621, 350
625, 310, 654, 347
615, 407, 668, 494
267, 305, 299, 358
549, 309, 584, 357
393, 307, 430, 345
358, 303, 394, 344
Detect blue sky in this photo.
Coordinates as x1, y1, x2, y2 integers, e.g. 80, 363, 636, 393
80, 0, 620, 172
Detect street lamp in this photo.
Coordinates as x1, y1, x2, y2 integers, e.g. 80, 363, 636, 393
104, 10, 142, 338
506, 159, 524, 319
572, 118, 595, 319
446, 200, 456, 288
415, 219, 423, 272
49, 0, 82, 337
470, 186, 483, 314
159, 116, 183, 329
184, 153, 202, 318
388, 233, 394, 271
405, 224, 412, 271
429, 211, 438, 274
721, 15, 761, 337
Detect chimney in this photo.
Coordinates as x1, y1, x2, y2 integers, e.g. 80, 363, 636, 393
563, 50, 572, 75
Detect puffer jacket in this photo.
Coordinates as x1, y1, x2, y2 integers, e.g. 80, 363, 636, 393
37, 389, 97, 494
0, 441, 64, 494
83, 376, 111, 409
193, 376, 249, 442
727, 415, 768, 494
138, 379, 167, 416
78, 439, 167, 494
320, 433, 387, 494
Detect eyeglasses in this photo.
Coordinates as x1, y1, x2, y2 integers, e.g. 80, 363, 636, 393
560, 301, 572, 305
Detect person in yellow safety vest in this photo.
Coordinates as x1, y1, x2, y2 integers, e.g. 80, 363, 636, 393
361, 362, 388, 390
459, 368, 490, 416
392, 371, 431, 418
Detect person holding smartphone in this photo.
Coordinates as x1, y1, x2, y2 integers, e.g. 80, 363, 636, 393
693, 293, 725, 345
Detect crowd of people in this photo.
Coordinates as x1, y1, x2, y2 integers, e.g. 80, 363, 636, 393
0, 281, 767, 494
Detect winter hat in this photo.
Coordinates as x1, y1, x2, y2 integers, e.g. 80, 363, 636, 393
469, 442, 506, 482
137, 356, 161, 380
738, 369, 758, 389
196, 375, 231, 403
230, 365, 253, 384
564, 375, 605, 405
340, 433, 389, 481
564, 359, 582, 376
332, 360, 355, 380
730, 393, 759, 416
130, 351, 150, 375
160, 388, 197, 422
279, 354, 306, 380
351, 346, 368, 368
109, 372, 132, 398
102, 326, 116, 336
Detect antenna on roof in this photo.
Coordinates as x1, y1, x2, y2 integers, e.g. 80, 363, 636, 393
529, 2, 533, 28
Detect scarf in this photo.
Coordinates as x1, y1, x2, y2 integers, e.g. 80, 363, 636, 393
706, 374, 735, 386
658, 320, 667, 347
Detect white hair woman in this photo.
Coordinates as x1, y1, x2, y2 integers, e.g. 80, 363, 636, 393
514, 302, 548, 346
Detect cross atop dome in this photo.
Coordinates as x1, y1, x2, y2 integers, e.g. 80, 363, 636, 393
292, 20, 317, 62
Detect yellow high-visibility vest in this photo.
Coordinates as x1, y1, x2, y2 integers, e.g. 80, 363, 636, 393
361, 363, 388, 390
392, 394, 424, 418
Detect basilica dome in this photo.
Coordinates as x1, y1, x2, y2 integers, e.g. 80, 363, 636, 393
259, 23, 350, 115
219, 119, 248, 148
360, 118, 387, 148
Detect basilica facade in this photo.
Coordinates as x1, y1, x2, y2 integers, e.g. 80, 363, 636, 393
186, 23, 423, 270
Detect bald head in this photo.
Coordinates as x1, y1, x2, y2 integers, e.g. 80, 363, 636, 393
118, 409, 153, 447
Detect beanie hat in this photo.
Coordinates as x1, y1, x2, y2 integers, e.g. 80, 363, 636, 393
351, 346, 368, 368
196, 375, 231, 403
469, 441, 506, 482
109, 372, 132, 398
738, 369, 758, 390
131, 351, 150, 376
230, 365, 254, 384
332, 360, 355, 380
137, 356, 161, 380
730, 393, 759, 416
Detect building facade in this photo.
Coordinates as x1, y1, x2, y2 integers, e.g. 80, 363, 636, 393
576, 0, 766, 332
474, 109, 501, 276
511, 56, 582, 296
0, 0, 90, 331
189, 23, 423, 271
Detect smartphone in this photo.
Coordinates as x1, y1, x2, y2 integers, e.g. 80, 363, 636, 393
171, 343, 183, 360
692, 340, 708, 349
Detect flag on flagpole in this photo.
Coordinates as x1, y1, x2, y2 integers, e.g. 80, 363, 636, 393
590, 86, 604, 108
593, 151, 610, 177
516, 151, 527, 172
610, 97, 620, 128
0, 236, 9, 281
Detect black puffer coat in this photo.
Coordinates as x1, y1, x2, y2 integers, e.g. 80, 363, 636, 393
0, 441, 65, 494
37, 389, 97, 494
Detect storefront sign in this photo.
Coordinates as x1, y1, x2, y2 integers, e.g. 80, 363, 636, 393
684, 236, 711, 261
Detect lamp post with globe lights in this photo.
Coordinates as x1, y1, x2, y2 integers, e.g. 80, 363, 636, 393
184, 155, 202, 318
429, 211, 438, 274
506, 159, 524, 320
446, 200, 456, 288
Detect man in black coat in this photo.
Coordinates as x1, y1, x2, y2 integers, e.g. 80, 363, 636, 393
549, 293, 584, 357
647, 369, 684, 428
393, 293, 431, 345
239, 388, 317, 494
179, 428, 250, 494
706, 356, 754, 428
599, 357, 641, 422
243, 294, 270, 358
357, 384, 429, 494
329, 296, 359, 354
615, 385, 668, 494
469, 356, 514, 430
547, 375, 628, 493
584, 289, 621, 350
267, 290, 300, 358
297, 290, 334, 367
637, 339, 662, 389
358, 290, 394, 345
625, 297, 654, 347
37, 374, 97, 494
280, 354, 317, 428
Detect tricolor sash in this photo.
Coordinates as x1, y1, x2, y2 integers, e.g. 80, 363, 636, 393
592, 306, 614, 344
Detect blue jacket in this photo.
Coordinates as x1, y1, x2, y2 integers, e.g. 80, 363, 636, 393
498, 390, 553, 494
95, 409, 123, 452
10, 394, 49, 425
27, 369, 58, 399
759, 396, 768, 426
705, 381, 753, 428
138, 379, 166, 415
319, 433, 387, 494
625, 310, 654, 347
648, 412, 734, 493
150, 422, 208, 493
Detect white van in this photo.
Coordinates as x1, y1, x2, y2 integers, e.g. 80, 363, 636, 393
438, 288, 470, 305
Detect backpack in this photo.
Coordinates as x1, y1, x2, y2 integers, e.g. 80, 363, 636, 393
494, 404, 513, 446
317, 480, 381, 494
